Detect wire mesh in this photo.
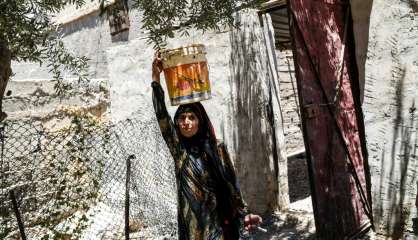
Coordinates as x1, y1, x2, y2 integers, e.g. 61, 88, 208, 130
0, 115, 178, 239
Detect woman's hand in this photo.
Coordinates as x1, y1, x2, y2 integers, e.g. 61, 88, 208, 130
152, 51, 163, 84
244, 213, 263, 232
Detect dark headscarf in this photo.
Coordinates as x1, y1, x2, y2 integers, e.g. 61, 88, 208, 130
174, 102, 217, 156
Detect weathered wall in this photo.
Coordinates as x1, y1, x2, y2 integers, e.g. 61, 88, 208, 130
107, 9, 288, 213
6, 4, 289, 215
5, 2, 149, 124
5, 9, 117, 127
363, 1, 418, 237
3, 79, 109, 131
229, 11, 289, 211
261, 12, 290, 209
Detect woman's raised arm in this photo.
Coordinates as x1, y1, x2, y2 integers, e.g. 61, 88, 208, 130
151, 52, 183, 167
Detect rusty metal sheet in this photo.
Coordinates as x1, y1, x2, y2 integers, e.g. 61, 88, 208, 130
288, 0, 372, 238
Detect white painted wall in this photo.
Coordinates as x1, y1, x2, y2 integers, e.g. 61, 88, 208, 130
363, 1, 418, 237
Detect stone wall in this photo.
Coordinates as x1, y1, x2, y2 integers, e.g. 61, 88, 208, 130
3, 79, 109, 130
275, 49, 304, 155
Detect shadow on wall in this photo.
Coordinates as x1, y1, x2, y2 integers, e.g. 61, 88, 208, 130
111, 31, 129, 42
287, 154, 311, 202
373, 36, 418, 238
227, 11, 278, 214
350, 0, 373, 102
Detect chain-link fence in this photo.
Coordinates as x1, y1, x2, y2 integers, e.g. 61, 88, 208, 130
0, 114, 178, 239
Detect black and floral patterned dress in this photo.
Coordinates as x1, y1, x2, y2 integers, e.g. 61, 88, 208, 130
152, 82, 248, 240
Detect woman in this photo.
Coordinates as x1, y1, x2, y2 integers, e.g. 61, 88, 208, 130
151, 53, 262, 240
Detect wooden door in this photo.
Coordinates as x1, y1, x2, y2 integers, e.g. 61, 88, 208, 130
288, 0, 373, 238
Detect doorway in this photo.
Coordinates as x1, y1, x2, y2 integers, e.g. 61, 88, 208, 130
261, 2, 312, 209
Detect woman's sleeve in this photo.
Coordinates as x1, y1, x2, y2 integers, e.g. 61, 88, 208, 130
152, 82, 182, 161
218, 143, 249, 218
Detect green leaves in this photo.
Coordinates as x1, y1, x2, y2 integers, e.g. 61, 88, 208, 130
100, 0, 263, 48
0, 0, 90, 94
44, 39, 89, 95
35, 115, 105, 240
2, 0, 263, 94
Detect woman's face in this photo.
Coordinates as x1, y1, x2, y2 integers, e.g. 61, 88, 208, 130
177, 112, 199, 138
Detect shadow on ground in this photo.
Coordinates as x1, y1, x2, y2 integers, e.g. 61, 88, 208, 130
242, 210, 316, 240
287, 153, 311, 202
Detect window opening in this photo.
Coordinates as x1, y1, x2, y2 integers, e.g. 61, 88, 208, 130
107, 0, 130, 36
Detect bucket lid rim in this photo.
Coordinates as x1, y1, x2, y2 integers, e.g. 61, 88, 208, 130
160, 44, 206, 53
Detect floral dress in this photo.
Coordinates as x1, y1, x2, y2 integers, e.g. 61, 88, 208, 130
152, 82, 248, 240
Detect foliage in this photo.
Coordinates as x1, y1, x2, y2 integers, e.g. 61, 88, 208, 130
0, 0, 89, 94
105, 0, 265, 48
1, 0, 264, 93
34, 113, 107, 240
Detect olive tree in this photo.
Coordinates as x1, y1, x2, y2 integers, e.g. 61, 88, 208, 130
0, 0, 89, 120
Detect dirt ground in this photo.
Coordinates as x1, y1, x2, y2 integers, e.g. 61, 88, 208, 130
245, 201, 315, 239
245, 154, 315, 239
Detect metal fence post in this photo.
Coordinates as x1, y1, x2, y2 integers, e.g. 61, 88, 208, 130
0, 125, 5, 197
9, 190, 27, 240
125, 154, 135, 240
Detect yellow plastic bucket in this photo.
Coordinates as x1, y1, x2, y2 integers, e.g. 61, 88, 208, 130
160, 44, 211, 106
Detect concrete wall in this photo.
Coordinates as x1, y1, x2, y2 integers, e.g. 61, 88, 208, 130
6, 5, 288, 215
229, 11, 288, 212
362, 1, 418, 237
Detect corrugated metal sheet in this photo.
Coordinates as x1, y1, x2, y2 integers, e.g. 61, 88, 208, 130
260, 1, 291, 50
